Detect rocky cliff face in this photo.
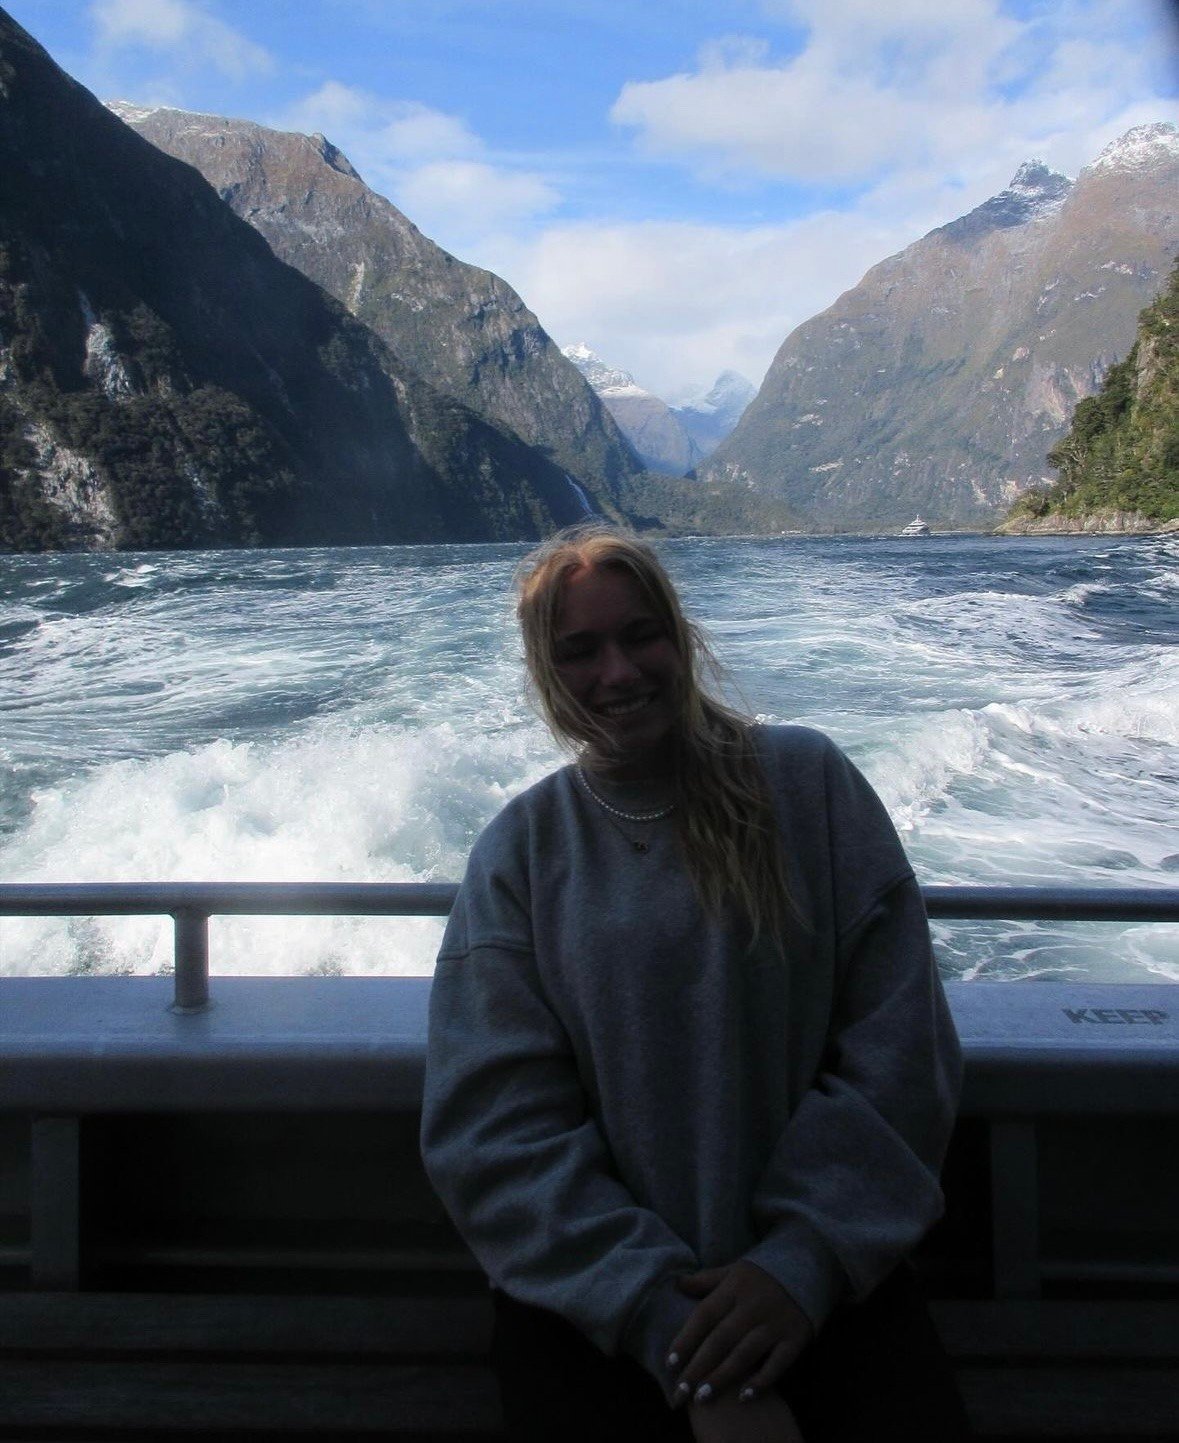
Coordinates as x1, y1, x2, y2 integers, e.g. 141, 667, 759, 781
0, 10, 597, 550
113, 105, 641, 500
561, 343, 701, 475
1000, 251, 1179, 533
702, 124, 1179, 529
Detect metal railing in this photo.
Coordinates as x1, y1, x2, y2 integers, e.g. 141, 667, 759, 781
1, 882, 1178, 1012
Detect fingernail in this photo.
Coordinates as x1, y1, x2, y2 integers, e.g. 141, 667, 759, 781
666, 1351, 679, 1369
694, 1383, 713, 1403
739, 1387, 756, 1403
675, 1381, 691, 1400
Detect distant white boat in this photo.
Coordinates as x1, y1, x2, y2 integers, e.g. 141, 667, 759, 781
900, 515, 931, 537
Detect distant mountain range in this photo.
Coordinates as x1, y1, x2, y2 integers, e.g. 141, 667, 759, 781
2, 0, 1174, 547
703, 124, 1179, 529
561, 343, 700, 474
561, 344, 753, 476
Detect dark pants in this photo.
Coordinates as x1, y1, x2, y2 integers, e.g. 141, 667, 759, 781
491, 1265, 970, 1441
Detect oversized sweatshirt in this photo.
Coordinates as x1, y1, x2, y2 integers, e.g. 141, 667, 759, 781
420, 725, 962, 1395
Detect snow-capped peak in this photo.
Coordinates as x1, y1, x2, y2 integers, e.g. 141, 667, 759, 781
105, 100, 165, 124
997, 159, 1073, 216
939, 156, 1073, 241
1089, 121, 1179, 172
561, 344, 649, 398
672, 371, 755, 423
1008, 159, 1071, 197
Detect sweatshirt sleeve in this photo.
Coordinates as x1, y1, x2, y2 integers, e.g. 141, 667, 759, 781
420, 810, 698, 1393
742, 737, 963, 1331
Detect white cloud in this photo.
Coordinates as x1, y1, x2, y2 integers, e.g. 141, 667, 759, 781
482, 209, 924, 400
278, 83, 482, 163
398, 161, 559, 239
90, 0, 273, 81
481, 112, 1174, 401
277, 80, 384, 137
561, 0, 1176, 396
697, 34, 772, 71
380, 106, 483, 163
610, 0, 1167, 189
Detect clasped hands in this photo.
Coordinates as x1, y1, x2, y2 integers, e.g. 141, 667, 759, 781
667, 1260, 812, 1442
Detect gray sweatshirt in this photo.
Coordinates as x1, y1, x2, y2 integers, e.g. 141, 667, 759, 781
421, 726, 961, 1394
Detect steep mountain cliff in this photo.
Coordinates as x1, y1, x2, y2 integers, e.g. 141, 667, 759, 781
703, 125, 1179, 529
113, 105, 641, 500
1001, 255, 1179, 532
560, 342, 701, 475
0, 9, 597, 551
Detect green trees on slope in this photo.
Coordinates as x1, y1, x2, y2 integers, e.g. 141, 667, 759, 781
1008, 257, 1179, 526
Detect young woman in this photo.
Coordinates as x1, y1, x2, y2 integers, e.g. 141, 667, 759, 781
421, 526, 966, 1442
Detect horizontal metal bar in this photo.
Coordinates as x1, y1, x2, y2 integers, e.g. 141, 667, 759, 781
0, 881, 460, 917
1, 881, 1176, 922
922, 886, 1179, 923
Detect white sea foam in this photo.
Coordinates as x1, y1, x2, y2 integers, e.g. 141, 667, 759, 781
1145, 567, 1179, 596
3, 538, 1176, 982
102, 562, 162, 588
1060, 581, 1114, 606
852, 710, 994, 833
0, 716, 560, 976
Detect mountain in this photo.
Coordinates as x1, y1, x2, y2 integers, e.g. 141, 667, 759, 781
112, 105, 641, 500
702, 124, 1179, 529
672, 371, 756, 458
557, 344, 799, 528
561, 343, 701, 475
1001, 254, 1179, 533
0, 10, 607, 551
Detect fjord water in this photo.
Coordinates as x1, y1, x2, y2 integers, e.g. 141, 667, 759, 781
1, 535, 1176, 981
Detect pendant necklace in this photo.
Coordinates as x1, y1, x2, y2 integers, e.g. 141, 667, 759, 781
576, 767, 675, 854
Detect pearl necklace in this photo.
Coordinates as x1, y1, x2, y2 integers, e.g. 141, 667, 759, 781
576, 767, 675, 853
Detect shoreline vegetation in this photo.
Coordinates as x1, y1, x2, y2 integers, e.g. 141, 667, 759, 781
998, 256, 1179, 538
995, 511, 1179, 536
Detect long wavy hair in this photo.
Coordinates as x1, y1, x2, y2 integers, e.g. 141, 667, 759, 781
516, 524, 797, 946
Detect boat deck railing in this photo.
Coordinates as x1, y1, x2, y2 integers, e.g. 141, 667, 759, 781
1, 883, 1177, 1438
2, 881, 1177, 1011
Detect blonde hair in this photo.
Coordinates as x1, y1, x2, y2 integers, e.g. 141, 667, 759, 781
516, 523, 796, 946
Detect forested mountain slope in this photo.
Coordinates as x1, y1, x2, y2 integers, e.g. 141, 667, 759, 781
1001, 256, 1179, 532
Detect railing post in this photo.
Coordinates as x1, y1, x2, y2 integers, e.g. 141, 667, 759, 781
171, 908, 210, 1012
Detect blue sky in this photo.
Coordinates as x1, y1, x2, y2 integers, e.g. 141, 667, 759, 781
7, 0, 1177, 398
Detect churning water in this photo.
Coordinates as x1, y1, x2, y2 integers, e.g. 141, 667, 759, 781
1, 534, 1176, 981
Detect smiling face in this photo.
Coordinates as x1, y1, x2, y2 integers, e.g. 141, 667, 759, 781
553, 562, 685, 776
